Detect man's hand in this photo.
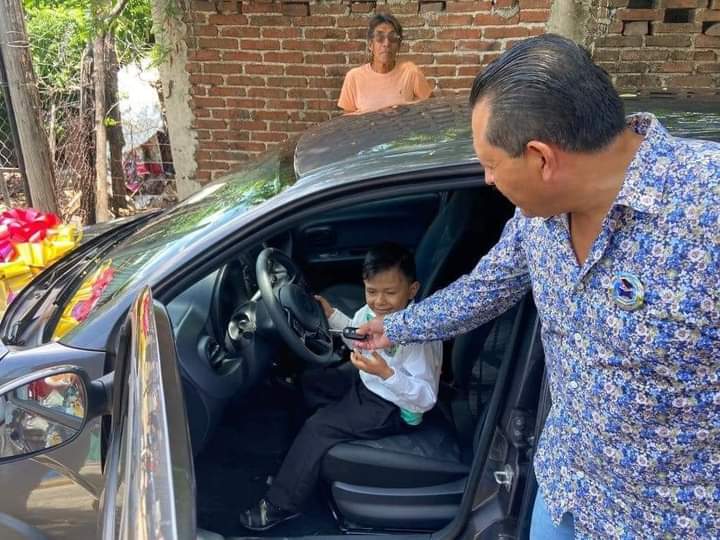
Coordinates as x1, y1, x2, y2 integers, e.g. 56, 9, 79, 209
313, 295, 334, 319
351, 350, 394, 380
355, 317, 392, 350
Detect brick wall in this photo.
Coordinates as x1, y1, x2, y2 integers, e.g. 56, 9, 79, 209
172, 0, 719, 185
594, 0, 720, 95
183, 0, 549, 182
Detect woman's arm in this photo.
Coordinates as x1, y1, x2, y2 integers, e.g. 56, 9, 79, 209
338, 69, 359, 113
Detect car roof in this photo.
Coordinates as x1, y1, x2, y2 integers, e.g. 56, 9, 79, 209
293, 95, 720, 185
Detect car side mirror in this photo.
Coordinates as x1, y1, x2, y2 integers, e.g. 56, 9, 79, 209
0, 366, 112, 461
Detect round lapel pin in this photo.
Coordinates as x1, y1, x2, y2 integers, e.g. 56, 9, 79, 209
610, 272, 645, 311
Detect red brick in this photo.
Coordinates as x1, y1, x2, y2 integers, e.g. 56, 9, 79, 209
661, 0, 704, 7
645, 34, 692, 45
252, 132, 290, 142
247, 15, 292, 26
305, 53, 348, 64
435, 53, 480, 64
194, 119, 227, 129
268, 122, 313, 132
336, 16, 371, 27
189, 49, 221, 61
650, 22, 702, 32
324, 41, 365, 52
404, 28, 437, 40
281, 39, 323, 51
240, 39, 281, 50
186, 61, 203, 73
293, 111, 331, 122
226, 98, 266, 108
282, 3, 309, 16
198, 37, 238, 49
307, 100, 339, 110
226, 120, 268, 131
620, 48, 669, 60
436, 28, 482, 39
212, 108, 256, 119
420, 2, 445, 13
191, 25, 218, 37
286, 65, 324, 76
594, 49, 621, 61
411, 40, 456, 52
623, 21, 649, 35
310, 3, 347, 15
484, 26, 530, 38
437, 14, 474, 25
203, 62, 242, 74
242, 2, 282, 14
193, 97, 225, 108
447, 1, 492, 12
189, 74, 224, 85
196, 130, 212, 140
194, 108, 211, 117
350, 1, 373, 13
213, 130, 250, 141
457, 39, 498, 51
666, 74, 716, 85
438, 77, 476, 89
290, 15, 336, 26
657, 61, 694, 71
304, 28, 347, 39
226, 75, 266, 86
263, 51, 305, 63
696, 33, 720, 46
207, 14, 248, 25
697, 62, 720, 72
615, 8, 664, 20
711, 0, 720, 8
262, 27, 302, 38
694, 49, 717, 60
424, 65, 458, 77
520, 9, 551, 22
267, 99, 304, 109
267, 76, 309, 88
696, 8, 720, 20
222, 51, 262, 62
519, 0, 551, 7
220, 27, 261, 38
475, 13, 519, 25
245, 63, 284, 75
288, 88, 327, 98
254, 111, 290, 121
209, 86, 247, 96
191, 1, 215, 12
248, 87, 286, 98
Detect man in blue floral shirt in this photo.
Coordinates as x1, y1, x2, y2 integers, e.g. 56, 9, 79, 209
357, 34, 720, 539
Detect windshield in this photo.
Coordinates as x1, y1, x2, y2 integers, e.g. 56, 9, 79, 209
52, 147, 297, 340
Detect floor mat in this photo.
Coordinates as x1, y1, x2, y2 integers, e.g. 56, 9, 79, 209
195, 385, 339, 537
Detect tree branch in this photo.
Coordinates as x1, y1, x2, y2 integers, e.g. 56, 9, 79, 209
106, 0, 130, 24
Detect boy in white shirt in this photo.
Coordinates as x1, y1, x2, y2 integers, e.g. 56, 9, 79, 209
240, 242, 442, 531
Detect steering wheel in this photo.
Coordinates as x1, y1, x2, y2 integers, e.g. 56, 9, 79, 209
256, 247, 334, 365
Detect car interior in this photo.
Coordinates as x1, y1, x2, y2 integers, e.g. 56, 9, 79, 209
164, 183, 545, 539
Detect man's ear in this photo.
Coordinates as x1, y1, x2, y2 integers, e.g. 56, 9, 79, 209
526, 140, 557, 183
409, 281, 420, 298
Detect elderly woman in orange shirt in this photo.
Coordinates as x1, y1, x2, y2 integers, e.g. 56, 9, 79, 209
338, 13, 433, 114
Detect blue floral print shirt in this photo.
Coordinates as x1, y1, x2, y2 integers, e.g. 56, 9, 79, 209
384, 114, 720, 539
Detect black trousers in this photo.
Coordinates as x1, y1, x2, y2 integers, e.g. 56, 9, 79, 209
266, 366, 406, 512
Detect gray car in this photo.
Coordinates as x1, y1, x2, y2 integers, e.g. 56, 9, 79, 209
0, 96, 717, 540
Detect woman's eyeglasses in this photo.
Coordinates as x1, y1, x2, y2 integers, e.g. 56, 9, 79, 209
372, 31, 401, 44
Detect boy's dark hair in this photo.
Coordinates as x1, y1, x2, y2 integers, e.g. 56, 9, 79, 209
367, 13, 403, 41
469, 33, 625, 157
362, 242, 416, 282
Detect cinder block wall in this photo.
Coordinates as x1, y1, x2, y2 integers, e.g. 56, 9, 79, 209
170, 0, 719, 185
184, 0, 549, 181
593, 0, 720, 93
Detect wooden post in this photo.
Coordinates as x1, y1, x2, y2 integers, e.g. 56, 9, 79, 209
0, 0, 59, 214
93, 31, 110, 222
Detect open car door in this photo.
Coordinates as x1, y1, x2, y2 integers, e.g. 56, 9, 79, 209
99, 286, 196, 539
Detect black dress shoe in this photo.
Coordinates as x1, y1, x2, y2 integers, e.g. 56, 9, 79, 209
239, 498, 300, 531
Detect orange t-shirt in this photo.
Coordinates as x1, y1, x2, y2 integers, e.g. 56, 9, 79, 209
337, 62, 433, 114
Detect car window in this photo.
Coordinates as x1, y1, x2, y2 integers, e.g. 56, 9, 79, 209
52, 147, 297, 341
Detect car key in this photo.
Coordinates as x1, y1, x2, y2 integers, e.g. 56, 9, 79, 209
330, 326, 368, 341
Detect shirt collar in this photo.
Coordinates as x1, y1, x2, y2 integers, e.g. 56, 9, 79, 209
613, 112, 674, 215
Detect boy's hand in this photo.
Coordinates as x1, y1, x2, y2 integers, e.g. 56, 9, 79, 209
355, 317, 392, 350
351, 350, 394, 380
313, 295, 334, 319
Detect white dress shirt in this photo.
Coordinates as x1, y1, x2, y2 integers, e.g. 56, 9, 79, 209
328, 304, 442, 413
